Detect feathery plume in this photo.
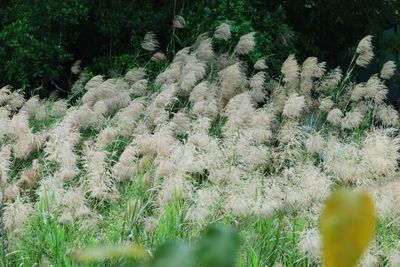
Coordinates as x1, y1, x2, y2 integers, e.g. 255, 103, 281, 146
317, 67, 342, 92
173, 47, 190, 63
283, 93, 306, 119
218, 63, 247, 106
59, 188, 94, 224
249, 86, 267, 104
154, 61, 182, 86
341, 111, 363, 129
11, 112, 45, 159
125, 68, 146, 83
215, 53, 236, 71
235, 32, 256, 55
143, 217, 158, 233
173, 15, 185, 29
179, 56, 207, 93
249, 72, 265, 91
0, 86, 12, 106
0, 145, 11, 184
270, 87, 288, 113
300, 57, 326, 94
45, 124, 80, 181
223, 92, 255, 135
189, 81, 211, 103
6, 90, 26, 111
362, 130, 400, 178
152, 83, 177, 109
224, 193, 253, 217
319, 97, 334, 113
376, 104, 399, 127
113, 145, 138, 181
64, 105, 98, 129
305, 132, 325, 154
151, 52, 167, 62
196, 38, 214, 61
365, 75, 388, 103
281, 54, 300, 91
52, 100, 68, 116
356, 35, 374, 67
17, 160, 40, 188
71, 71, 89, 93
21, 96, 41, 116
298, 229, 321, 261
71, 60, 82, 74
114, 98, 145, 136
185, 188, 219, 224
84, 75, 103, 91
192, 98, 219, 120
324, 138, 369, 182
214, 22, 231, 40
284, 163, 331, 209
34, 104, 48, 120
252, 87, 268, 105
0, 107, 10, 119
141, 32, 159, 52
254, 57, 267, 70
97, 127, 118, 149
350, 83, 366, 102
85, 148, 119, 201
129, 79, 148, 96
249, 71, 267, 103
388, 250, 400, 267
0, 119, 10, 143
326, 108, 343, 126
81, 78, 130, 116
380, 60, 396, 80
158, 175, 193, 206
4, 198, 32, 232
4, 184, 19, 200
171, 111, 191, 135
360, 250, 379, 267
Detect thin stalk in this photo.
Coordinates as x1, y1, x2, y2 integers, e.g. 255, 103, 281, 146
335, 52, 358, 100
171, 0, 177, 55
0, 176, 6, 267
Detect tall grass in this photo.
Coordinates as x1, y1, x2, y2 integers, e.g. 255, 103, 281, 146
0, 21, 399, 266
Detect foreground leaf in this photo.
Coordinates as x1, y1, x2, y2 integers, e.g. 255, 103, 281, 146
197, 225, 240, 267
71, 243, 148, 262
143, 241, 197, 267
320, 189, 375, 267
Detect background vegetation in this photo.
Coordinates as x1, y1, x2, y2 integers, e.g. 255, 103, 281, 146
1, 0, 400, 95
1, 1, 400, 266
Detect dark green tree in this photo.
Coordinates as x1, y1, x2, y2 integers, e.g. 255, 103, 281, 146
1, 0, 400, 94
0, 0, 88, 89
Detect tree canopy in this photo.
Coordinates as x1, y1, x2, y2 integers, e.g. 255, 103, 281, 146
0, 0, 399, 94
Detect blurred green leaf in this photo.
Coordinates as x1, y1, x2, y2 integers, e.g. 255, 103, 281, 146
71, 225, 240, 267
144, 241, 197, 267
71, 243, 148, 262
197, 225, 240, 267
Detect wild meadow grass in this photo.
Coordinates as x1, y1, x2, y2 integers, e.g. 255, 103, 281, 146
0, 23, 399, 267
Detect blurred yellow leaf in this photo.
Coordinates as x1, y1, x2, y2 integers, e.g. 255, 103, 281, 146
71, 243, 149, 262
320, 189, 375, 267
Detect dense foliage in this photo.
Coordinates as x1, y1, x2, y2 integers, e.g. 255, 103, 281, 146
0, 25, 400, 265
0, 0, 400, 93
